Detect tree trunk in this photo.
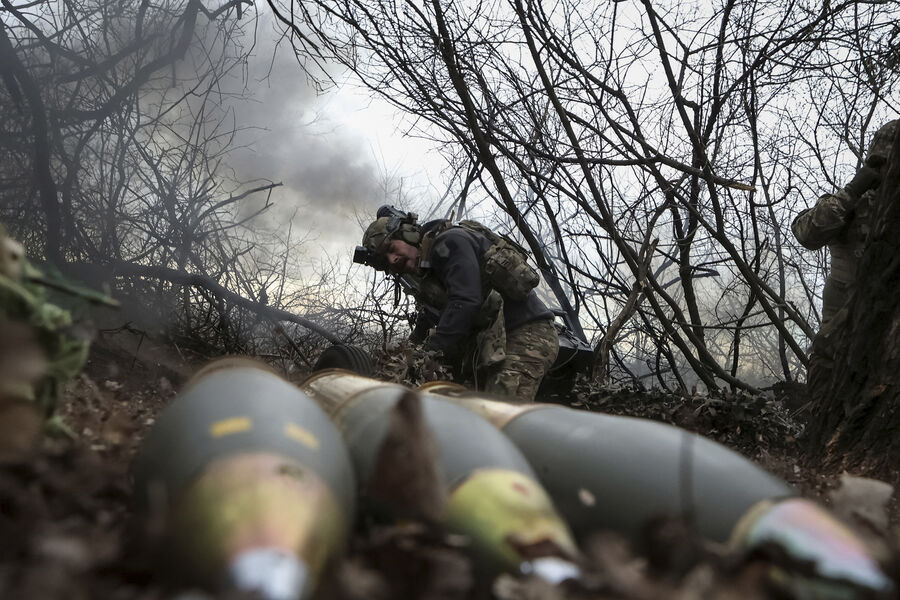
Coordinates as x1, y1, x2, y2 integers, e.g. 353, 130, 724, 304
807, 125, 900, 481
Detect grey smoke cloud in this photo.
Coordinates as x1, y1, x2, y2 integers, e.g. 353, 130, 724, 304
189, 13, 443, 274
225, 33, 383, 234
207, 16, 418, 254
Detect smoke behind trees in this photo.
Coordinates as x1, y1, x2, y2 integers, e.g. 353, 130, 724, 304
204, 16, 441, 261
284, 0, 899, 391
2, 0, 899, 392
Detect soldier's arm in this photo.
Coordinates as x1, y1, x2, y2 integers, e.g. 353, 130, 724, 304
791, 190, 856, 250
792, 165, 882, 250
424, 231, 483, 360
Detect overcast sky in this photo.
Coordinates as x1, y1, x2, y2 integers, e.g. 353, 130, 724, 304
221, 19, 444, 273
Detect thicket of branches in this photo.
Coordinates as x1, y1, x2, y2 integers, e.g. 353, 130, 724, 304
3, 0, 900, 394
282, 0, 900, 392
0, 0, 379, 365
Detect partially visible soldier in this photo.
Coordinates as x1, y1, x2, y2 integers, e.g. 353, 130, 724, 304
357, 207, 558, 401
0, 224, 91, 434
792, 119, 898, 402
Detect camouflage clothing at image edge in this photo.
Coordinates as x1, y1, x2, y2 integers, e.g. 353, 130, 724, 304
792, 187, 872, 326
0, 225, 90, 422
792, 119, 898, 405
792, 119, 899, 326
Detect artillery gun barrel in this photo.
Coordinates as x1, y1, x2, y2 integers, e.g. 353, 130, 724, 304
132, 358, 356, 600
301, 370, 579, 579
423, 384, 892, 594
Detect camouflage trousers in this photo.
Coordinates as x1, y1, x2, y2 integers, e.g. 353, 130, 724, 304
484, 319, 558, 402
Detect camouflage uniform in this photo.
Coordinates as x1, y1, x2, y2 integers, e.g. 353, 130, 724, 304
792, 188, 874, 326
0, 225, 90, 427
362, 216, 558, 401
484, 318, 558, 401
792, 120, 898, 399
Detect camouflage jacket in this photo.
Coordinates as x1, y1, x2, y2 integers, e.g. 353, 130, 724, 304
0, 228, 90, 418
791, 188, 874, 325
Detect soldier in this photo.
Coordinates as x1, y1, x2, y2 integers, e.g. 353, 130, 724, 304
0, 224, 91, 438
357, 207, 558, 401
792, 119, 898, 401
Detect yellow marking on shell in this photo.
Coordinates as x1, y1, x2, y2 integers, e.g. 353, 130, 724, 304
285, 423, 320, 449
209, 417, 252, 437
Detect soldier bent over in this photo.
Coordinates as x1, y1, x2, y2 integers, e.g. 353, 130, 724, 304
356, 207, 558, 401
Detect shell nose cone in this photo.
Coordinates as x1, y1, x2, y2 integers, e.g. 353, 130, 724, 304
736, 498, 894, 594
228, 547, 309, 600
520, 556, 581, 584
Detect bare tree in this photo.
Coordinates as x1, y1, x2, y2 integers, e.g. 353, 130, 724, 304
804, 124, 900, 475
0, 0, 363, 359
279, 0, 897, 392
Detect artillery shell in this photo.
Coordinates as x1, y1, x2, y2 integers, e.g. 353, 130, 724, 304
430, 392, 792, 544
302, 370, 579, 575
731, 498, 892, 595
429, 390, 892, 595
133, 358, 355, 599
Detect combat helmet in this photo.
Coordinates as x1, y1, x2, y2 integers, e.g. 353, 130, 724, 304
355, 206, 422, 271
866, 119, 898, 167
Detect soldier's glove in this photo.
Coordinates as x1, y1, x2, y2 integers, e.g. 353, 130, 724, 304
843, 165, 882, 200
865, 154, 886, 169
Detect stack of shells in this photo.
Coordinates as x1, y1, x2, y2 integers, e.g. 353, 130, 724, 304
132, 361, 892, 599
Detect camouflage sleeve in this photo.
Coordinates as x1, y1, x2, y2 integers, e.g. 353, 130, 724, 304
791, 189, 857, 250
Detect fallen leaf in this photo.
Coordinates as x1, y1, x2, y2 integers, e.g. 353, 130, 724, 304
102, 380, 122, 392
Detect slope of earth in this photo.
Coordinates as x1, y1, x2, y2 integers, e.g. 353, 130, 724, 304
0, 334, 896, 599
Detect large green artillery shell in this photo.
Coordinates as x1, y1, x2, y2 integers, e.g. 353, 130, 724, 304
420, 388, 792, 544
132, 358, 356, 600
301, 370, 579, 576
425, 388, 892, 595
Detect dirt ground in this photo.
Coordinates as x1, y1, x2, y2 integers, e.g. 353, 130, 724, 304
0, 330, 897, 599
